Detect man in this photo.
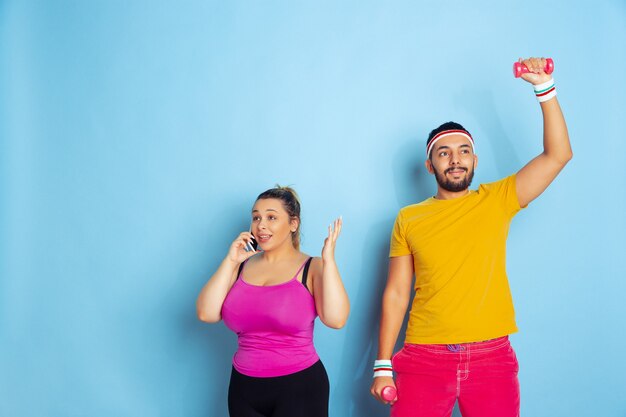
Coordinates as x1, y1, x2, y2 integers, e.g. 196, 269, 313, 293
369, 57, 572, 417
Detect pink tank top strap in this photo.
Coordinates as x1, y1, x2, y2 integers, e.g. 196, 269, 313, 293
291, 257, 312, 282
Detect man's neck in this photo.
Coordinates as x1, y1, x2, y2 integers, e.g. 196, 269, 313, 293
434, 187, 470, 200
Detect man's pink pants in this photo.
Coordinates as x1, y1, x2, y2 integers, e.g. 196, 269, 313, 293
390, 336, 519, 417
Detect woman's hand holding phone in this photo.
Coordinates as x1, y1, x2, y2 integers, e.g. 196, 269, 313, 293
227, 232, 258, 264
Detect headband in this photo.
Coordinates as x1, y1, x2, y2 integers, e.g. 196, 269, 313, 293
426, 129, 475, 157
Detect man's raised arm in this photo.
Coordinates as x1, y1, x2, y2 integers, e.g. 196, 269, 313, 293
515, 57, 573, 208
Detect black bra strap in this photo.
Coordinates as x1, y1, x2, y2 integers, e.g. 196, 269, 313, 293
236, 261, 246, 279
301, 257, 313, 288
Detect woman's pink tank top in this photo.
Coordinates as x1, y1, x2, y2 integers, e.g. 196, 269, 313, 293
221, 258, 319, 377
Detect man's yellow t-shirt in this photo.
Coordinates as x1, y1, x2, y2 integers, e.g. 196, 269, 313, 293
390, 175, 523, 344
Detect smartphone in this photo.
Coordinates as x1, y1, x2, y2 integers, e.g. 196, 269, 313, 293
245, 234, 257, 252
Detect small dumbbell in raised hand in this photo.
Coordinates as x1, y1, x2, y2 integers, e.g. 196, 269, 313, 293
513, 58, 554, 78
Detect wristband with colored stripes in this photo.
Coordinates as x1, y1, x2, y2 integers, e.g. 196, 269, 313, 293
533, 78, 556, 103
373, 359, 393, 378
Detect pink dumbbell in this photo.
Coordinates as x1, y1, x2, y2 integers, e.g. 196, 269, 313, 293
381, 386, 397, 402
513, 58, 554, 78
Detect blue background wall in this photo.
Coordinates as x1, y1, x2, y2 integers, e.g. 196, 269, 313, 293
1, 1, 625, 416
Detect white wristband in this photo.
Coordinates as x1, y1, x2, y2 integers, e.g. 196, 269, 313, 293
533, 78, 557, 103
373, 359, 393, 378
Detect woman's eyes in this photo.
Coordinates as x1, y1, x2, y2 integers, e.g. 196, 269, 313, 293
252, 216, 277, 221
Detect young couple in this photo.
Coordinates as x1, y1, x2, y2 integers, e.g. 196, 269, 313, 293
196, 57, 572, 417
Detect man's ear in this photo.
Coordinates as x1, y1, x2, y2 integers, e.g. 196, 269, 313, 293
425, 158, 434, 174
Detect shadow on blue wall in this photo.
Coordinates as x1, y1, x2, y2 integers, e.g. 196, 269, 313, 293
194, 324, 236, 416
338, 135, 465, 416
334, 219, 393, 416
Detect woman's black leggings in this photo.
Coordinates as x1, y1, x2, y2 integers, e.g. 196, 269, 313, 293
228, 360, 329, 417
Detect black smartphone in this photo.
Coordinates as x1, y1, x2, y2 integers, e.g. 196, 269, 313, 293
245, 234, 258, 252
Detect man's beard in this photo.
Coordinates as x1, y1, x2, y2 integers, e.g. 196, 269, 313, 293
433, 164, 475, 192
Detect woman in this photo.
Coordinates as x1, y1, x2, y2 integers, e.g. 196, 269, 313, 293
196, 186, 350, 417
